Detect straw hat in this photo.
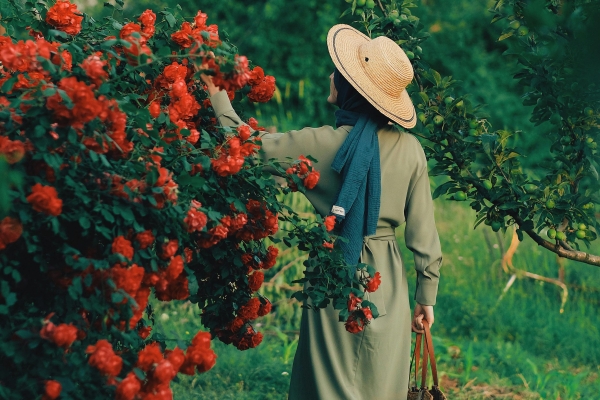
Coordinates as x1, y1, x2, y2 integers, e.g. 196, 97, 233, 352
327, 24, 416, 128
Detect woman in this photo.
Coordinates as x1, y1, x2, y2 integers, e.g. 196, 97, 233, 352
201, 24, 443, 400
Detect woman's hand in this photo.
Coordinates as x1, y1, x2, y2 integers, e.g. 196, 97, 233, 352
194, 58, 221, 97
412, 303, 434, 333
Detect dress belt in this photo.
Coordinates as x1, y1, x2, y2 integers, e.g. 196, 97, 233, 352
363, 226, 396, 242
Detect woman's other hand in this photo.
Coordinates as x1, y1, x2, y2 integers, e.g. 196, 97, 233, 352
195, 59, 221, 96
411, 303, 434, 333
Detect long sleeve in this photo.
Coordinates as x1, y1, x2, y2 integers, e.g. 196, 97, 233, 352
209, 90, 343, 180
403, 165, 443, 306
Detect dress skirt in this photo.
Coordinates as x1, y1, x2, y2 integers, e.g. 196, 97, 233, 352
288, 226, 412, 400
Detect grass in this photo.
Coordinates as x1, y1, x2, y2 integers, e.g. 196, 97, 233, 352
148, 196, 600, 399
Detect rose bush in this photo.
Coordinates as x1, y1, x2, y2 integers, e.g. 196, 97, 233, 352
0, 1, 382, 398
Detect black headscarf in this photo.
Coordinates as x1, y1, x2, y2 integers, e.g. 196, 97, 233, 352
334, 69, 388, 127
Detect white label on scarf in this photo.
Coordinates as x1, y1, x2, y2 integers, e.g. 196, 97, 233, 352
331, 205, 346, 216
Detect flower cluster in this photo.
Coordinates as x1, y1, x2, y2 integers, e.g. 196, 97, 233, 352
0, 4, 346, 399
0, 136, 25, 164
118, 10, 156, 60
216, 297, 270, 350
0, 217, 22, 250
86, 339, 123, 377
40, 319, 79, 348
113, 335, 216, 400
171, 11, 220, 49
344, 293, 374, 334
343, 271, 382, 333
211, 133, 260, 177
247, 66, 277, 103
45, 0, 83, 36
285, 155, 321, 191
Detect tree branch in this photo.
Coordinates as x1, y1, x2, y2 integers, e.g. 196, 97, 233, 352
509, 213, 600, 267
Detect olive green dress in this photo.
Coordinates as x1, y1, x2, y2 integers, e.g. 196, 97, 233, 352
210, 91, 443, 400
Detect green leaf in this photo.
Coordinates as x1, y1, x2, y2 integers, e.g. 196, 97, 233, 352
1, 76, 17, 93
78, 216, 91, 229
432, 181, 454, 199
164, 12, 177, 27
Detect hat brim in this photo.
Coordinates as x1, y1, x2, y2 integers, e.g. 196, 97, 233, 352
327, 24, 417, 129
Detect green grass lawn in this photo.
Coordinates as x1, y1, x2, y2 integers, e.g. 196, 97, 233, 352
150, 197, 600, 399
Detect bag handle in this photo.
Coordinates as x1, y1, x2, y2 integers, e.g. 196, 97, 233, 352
410, 330, 423, 388
408, 320, 439, 390
422, 320, 439, 387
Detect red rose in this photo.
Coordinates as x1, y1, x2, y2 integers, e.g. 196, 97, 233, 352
303, 170, 320, 189
0, 136, 25, 164
324, 215, 336, 232
112, 236, 134, 261
263, 246, 278, 269
26, 183, 62, 216
138, 326, 152, 339
183, 247, 194, 263
81, 52, 108, 86
43, 380, 62, 400
362, 306, 373, 321
248, 271, 264, 292
250, 332, 263, 348
138, 10, 156, 34
135, 230, 154, 249
45, 0, 83, 35
347, 293, 362, 312
184, 208, 207, 233
115, 372, 141, 400
149, 101, 161, 118
0, 216, 22, 250
237, 297, 260, 322
86, 339, 123, 377
237, 125, 251, 141
153, 359, 177, 384
323, 240, 334, 250
366, 271, 381, 292
257, 299, 272, 317
196, 349, 217, 373
247, 75, 276, 103
171, 22, 194, 48
227, 317, 244, 332
136, 342, 163, 371
166, 347, 186, 371
345, 314, 364, 334
120, 22, 142, 41
50, 323, 78, 348
248, 117, 264, 131
161, 239, 178, 260
110, 264, 144, 296
166, 255, 184, 280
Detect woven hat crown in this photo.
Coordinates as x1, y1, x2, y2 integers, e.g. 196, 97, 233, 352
358, 36, 414, 97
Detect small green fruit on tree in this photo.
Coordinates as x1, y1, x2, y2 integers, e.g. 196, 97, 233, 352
454, 191, 467, 201
492, 221, 502, 232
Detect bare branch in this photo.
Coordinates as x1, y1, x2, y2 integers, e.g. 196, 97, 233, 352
501, 226, 569, 312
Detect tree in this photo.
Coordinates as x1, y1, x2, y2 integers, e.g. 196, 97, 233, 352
351, 0, 600, 266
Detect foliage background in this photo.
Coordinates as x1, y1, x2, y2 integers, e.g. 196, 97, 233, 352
11, 0, 600, 397
110, 0, 600, 397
